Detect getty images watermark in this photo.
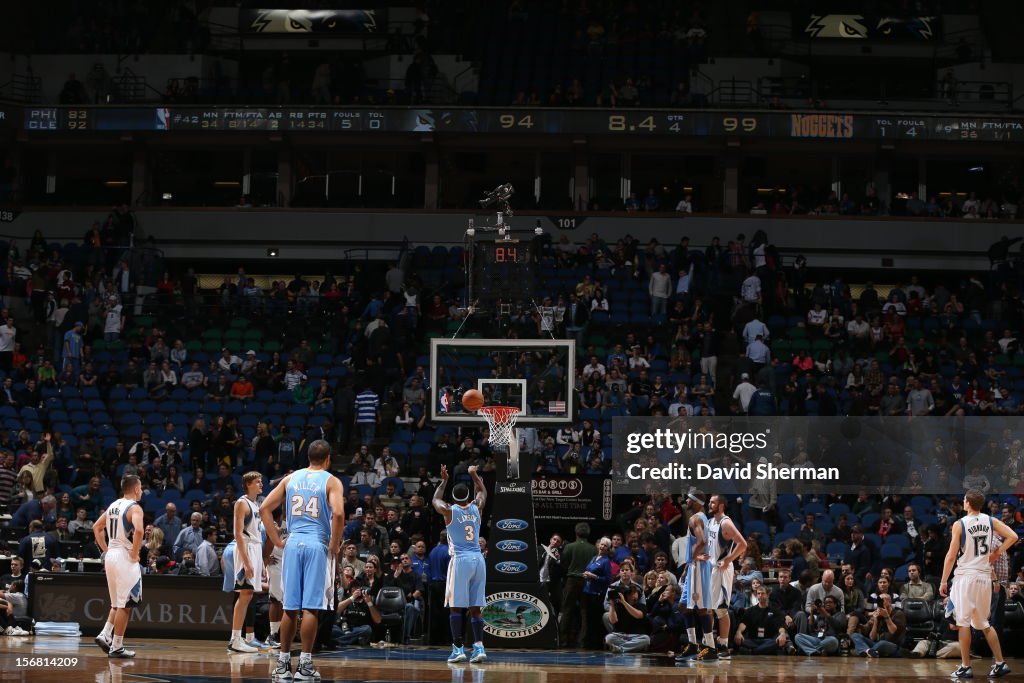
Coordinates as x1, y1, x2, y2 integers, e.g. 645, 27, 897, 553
611, 415, 1017, 495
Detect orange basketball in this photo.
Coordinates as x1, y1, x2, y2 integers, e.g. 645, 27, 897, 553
462, 388, 485, 411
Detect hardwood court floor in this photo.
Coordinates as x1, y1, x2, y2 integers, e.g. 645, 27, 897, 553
1, 637, 1022, 683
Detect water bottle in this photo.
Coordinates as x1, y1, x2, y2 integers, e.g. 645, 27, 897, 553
78, 557, 84, 573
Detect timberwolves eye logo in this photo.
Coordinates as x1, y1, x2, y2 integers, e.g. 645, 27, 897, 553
876, 16, 936, 40
495, 540, 529, 553
248, 9, 377, 34
805, 14, 867, 39
484, 592, 551, 638
496, 518, 529, 532
495, 561, 528, 574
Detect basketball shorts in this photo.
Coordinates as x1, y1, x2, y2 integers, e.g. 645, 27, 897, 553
281, 537, 334, 611
233, 538, 265, 592
446, 553, 486, 608
222, 544, 236, 592
105, 548, 142, 609
950, 574, 992, 630
710, 563, 735, 609
682, 560, 713, 609
268, 555, 283, 603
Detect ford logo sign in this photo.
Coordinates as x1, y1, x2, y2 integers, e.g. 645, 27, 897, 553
495, 539, 529, 553
495, 561, 528, 574
496, 518, 529, 532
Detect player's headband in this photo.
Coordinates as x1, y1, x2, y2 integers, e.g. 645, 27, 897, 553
453, 483, 471, 502
686, 489, 705, 505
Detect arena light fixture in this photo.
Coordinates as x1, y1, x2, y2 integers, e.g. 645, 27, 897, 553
266, 248, 279, 257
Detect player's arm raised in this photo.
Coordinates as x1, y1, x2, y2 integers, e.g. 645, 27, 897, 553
720, 518, 748, 569
432, 465, 452, 523
234, 498, 253, 579
939, 519, 962, 597
468, 465, 486, 510
128, 503, 144, 564
93, 510, 109, 555
259, 475, 291, 549
327, 476, 346, 558
990, 517, 1020, 564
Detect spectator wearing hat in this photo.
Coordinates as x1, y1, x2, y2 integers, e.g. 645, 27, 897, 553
733, 373, 757, 413
292, 375, 314, 406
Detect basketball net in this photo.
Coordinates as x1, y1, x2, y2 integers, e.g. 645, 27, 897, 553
478, 405, 521, 479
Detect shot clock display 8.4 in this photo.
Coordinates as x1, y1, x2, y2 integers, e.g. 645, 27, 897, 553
472, 240, 536, 309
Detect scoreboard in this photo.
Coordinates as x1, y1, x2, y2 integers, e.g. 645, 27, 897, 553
15, 106, 1024, 141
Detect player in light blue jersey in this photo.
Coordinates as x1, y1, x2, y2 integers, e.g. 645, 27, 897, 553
260, 440, 344, 682
676, 488, 717, 663
433, 464, 488, 664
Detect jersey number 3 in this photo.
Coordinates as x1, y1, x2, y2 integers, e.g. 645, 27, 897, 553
290, 494, 320, 518
464, 524, 475, 541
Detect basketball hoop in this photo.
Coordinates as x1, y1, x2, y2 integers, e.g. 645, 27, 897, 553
478, 405, 520, 449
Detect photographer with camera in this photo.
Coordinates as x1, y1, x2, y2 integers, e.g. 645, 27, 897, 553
849, 592, 906, 657
604, 584, 650, 653
794, 595, 847, 655
602, 558, 645, 633
333, 566, 382, 646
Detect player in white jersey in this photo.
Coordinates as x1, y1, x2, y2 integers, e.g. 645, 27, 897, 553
941, 489, 1018, 679
93, 474, 144, 658
265, 506, 287, 648
228, 472, 265, 654
707, 493, 747, 660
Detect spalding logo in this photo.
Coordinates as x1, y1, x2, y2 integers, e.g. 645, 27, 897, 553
495, 561, 528, 574
496, 518, 529, 531
495, 539, 529, 553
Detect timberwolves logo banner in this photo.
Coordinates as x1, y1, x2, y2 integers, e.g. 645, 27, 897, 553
242, 9, 378, 34
802, 14, 940, 41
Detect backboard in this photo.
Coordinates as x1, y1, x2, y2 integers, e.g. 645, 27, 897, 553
429, 338, 575, 427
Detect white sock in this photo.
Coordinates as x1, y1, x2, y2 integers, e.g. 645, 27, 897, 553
278, 652, 291, 664
299, 651, 312, 665
474, 641, 483, 648
686, 627, 697, 644
112, 635, 124, 650
245, 631, 255, 642
101, 622, 114, 639
231, 629, 241, 642
270, 621, 281, 636
703, 633, 716, 648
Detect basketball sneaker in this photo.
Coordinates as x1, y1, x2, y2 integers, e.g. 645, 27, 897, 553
716, 643, 731, 660
228, 637, 259, 653
675, 647, 700, 663
266, 634, 281, 649
989, 662, 1011, 678
674, 643, 698, 662
272, 659, 292, 681
108, 648, 136, 659
693, 645, 718, 661
950, 664, 972, 679
245, 637, 268, 650
294, 660, 320, 681
94, 634, 112, 653
447, 645, 467, 663
469, 645, 487, 663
